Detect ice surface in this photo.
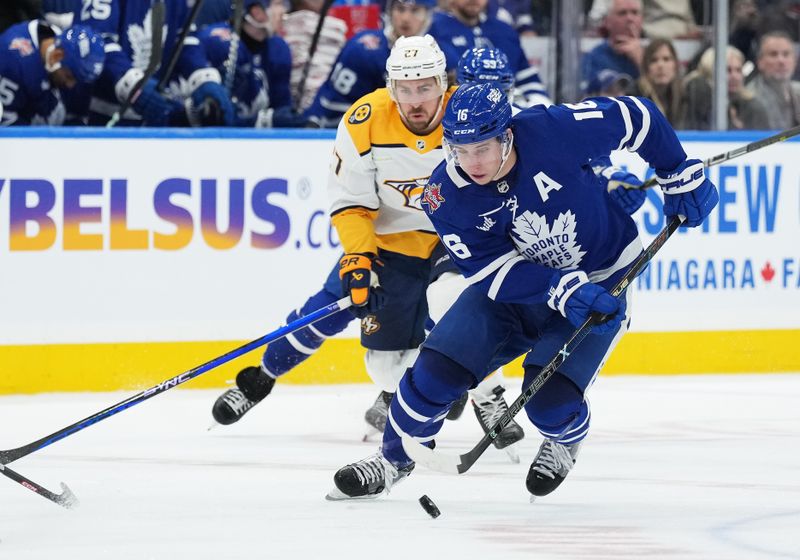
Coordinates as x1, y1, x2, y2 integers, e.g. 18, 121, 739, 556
1, 374, 798, 560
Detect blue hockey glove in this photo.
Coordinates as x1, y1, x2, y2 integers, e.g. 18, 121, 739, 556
656, 158, 719, 227
190, 81, 235, 126
339, 253, 386, 319
132, 79, 181, 126
257, 106, 310, 128
599, 166, 646, 215
547, 271, 625, 335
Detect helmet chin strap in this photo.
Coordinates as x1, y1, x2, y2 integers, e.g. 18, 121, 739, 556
490, 130, 514, 181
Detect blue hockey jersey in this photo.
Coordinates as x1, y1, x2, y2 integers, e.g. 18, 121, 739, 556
0, 21, 65, 126
77, 0, 214, 121
428, 11, 549, 107
424, 96, 686, 303
196, 23, 292, 126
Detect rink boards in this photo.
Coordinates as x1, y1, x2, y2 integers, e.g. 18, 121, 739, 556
0, 128, 797, 393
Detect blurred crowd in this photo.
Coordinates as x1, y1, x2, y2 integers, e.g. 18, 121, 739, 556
0, 0, 798, 129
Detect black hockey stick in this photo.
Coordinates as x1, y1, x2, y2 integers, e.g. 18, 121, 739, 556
634, 124, 800, 190
156, 0, 205, 92
0, 463, 78, 509
107, 0, 166, 127
223, 0, 245, 94
0, 297, 351, 483
403, 215, 685, 474
294, 0, 336, 112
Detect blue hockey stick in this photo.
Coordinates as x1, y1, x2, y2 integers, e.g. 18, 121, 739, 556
0, 296, 352, 505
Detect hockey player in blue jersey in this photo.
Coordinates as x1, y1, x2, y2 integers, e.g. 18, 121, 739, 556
304, 0, 439, 128
196, 0, 306, 127
77, 0, 234, 126
456, 46, 647, 215
0, 20, 104, 126
329, 83, 719, 500
428, 0, 550, 108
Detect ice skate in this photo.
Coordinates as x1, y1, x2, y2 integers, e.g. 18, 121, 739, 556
326, 452, 414, 500
526, 439, 582, 499
211, 366, 275, 426
362, 391, 393, 441
472, 386, 524, 463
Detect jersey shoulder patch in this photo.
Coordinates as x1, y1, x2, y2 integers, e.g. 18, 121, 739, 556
348, 102, 371, 124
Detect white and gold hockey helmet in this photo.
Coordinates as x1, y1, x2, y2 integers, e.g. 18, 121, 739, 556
385, 34, 448, 105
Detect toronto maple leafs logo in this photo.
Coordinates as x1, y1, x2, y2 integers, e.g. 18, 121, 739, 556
385, 177, 429, 210
510, 210, 586, 270
421, 183, 445, 212
128, 8, 167, 71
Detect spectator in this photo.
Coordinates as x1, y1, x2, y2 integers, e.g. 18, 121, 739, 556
683, 46, 770, 130
729, 0, 759, 63
488, 0, 534, 35
582, 0, 643, 91
584, 68, 633, 97
642, 0, 699, 39
746, 30, 800, 130
629, 37, 685, 127
280, 0, 348, 113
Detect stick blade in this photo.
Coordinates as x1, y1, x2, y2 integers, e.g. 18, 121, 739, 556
401, 436, 464, 474
55, 482, 79, 509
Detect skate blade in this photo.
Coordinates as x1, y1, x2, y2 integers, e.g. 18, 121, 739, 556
207, 420, 220, 431
530, 495, 537, 504
325, 487, 381, 501
503, 444, 520, 464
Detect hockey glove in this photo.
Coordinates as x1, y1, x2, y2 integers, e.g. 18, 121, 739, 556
190, 81, 235, 126
600, 167, 646, 215
547, 271, 625, 335
256, 106, 310, 128
132, 79, 181, 126
656, 158, 719, 227
339, 253, 386, 319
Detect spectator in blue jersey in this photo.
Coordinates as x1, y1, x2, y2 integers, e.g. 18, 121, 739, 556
76, 0, 235, 127
428, 0, 550, 107
582, 0, 643, 93
0, 20, 104, 126
330, 82, 718, 501
488, 0, 534, 35
196, 0, 304, 127
304, 0, 439, 128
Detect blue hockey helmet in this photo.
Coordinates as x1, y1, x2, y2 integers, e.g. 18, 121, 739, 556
443, 83, 512, 145
456, 47, 514, 94
54, 25, 105, 84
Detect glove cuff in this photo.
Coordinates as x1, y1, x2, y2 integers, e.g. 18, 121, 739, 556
656, 159, 705, 195
188, 67, 222, 92
547, 270, 588, 316
339, 253, 373, 278
115, 68, 145, 103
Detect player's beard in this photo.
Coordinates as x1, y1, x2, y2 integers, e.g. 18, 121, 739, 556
399, 98, 443, 135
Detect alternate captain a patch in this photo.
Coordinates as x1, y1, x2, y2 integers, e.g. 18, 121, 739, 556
421, 183, 445, 212
349, 103, 371, 124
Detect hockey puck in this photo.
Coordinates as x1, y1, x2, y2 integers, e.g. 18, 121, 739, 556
418, 494, 441, 519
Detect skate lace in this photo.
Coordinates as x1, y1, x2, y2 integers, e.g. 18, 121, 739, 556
352, 454, 398, 488
474, 391, 508, 427
532, 440, 573, 480
221, 388, 255, 415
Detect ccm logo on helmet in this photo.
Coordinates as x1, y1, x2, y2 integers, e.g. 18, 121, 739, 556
453, 129, 476, 135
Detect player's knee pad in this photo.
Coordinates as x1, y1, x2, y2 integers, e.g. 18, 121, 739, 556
364, 348, 419, 393
523, 369, 590, 444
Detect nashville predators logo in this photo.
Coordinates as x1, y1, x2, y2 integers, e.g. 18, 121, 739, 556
361, 315, 381, 335
384, 177, 429, 210
348, 103, 371, 124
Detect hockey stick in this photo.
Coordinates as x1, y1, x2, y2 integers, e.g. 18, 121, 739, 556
0, 296, 352, 468
107, 0, 166, 127
402, 215, 685, 474
635, 124, 800, 190
223, 0, 245, 94
156, 0, 205, 92
0, 463, 78, 509
294, 0, 336, 112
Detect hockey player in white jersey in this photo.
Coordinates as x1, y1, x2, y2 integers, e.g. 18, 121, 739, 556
211, 35, 525, 456
329, 83, 718, 500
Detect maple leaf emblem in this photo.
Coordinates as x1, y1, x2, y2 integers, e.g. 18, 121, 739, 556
385, 177, 429, 210
761, 261, 775, 282
510, 210, 586, 270
421, 183, 445, 212
127, 8, 166, 71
